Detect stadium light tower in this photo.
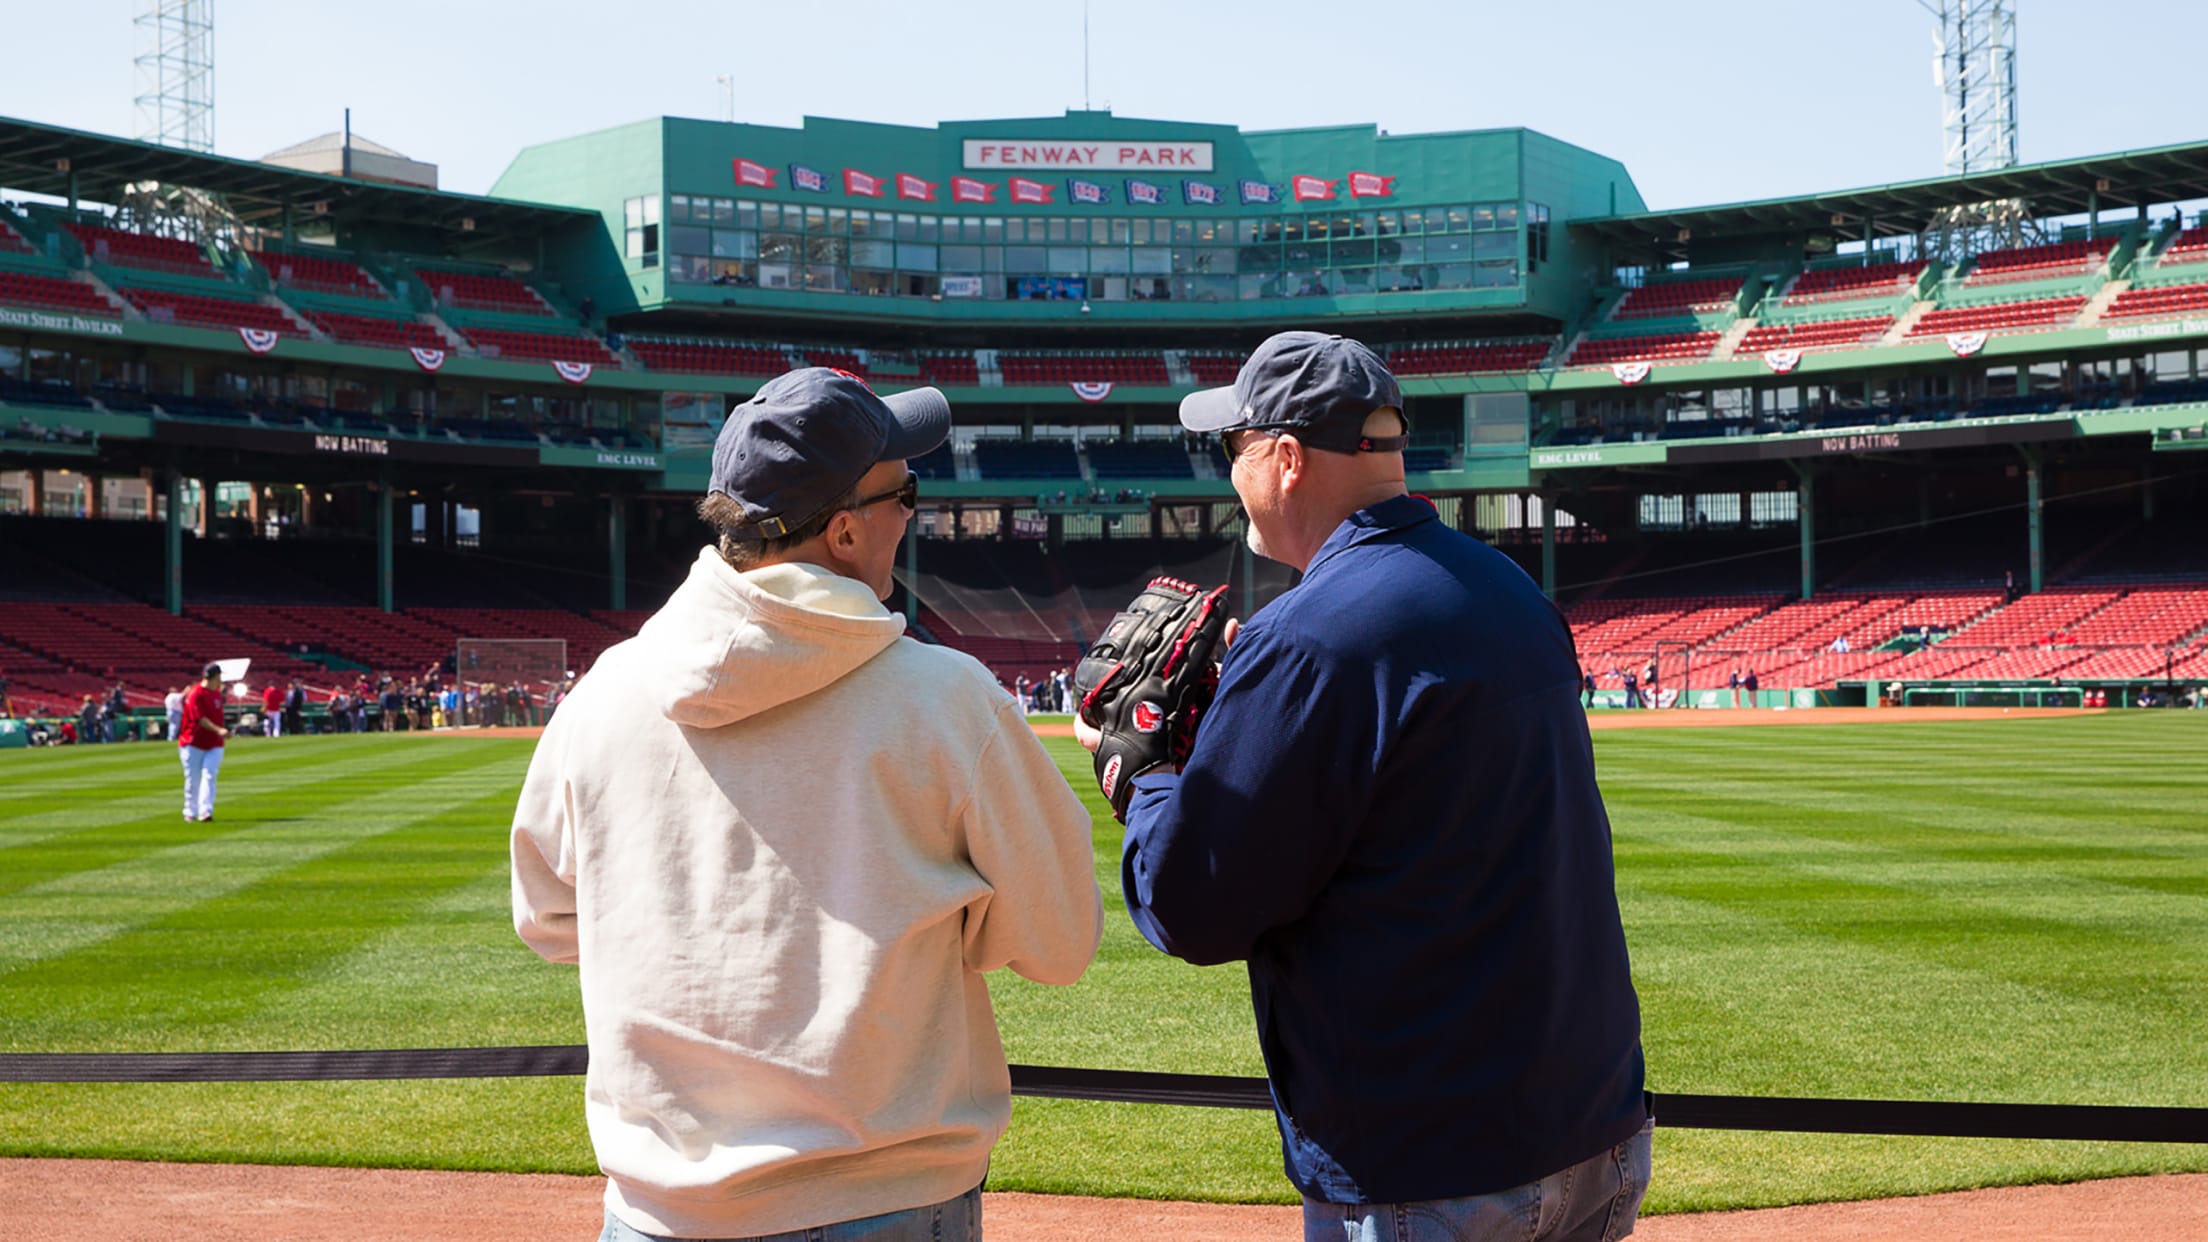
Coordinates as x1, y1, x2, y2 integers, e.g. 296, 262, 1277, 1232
1919, 0, 2034, 260
134, 0, 215, 154
1923, 0, 2019, 175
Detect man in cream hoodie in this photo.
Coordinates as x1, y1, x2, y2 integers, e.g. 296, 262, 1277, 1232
512, 368, 1104, 1242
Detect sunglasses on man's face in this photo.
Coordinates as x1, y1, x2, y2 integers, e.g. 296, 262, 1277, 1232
1222, 427, 1288, 462
848, 471, 919, 514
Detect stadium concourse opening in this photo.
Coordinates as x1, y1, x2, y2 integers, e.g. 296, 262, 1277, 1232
3, 112, 2208, 733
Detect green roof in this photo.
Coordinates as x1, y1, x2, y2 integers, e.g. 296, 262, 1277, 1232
0, 115, 593, 247
1572, 138, 2208, 261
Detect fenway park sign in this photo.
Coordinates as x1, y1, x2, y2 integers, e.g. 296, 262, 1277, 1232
963, 140, 1214, 171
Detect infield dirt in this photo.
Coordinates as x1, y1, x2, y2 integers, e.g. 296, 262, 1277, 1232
9, 1158, 2200, 1240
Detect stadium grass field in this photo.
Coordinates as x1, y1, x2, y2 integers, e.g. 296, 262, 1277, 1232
0, 713, 2203, 1213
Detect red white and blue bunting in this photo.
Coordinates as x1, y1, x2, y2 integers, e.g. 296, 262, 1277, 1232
409, 346, 446, 372
238, 327, 279, 354
1070, 381, 1114, 403
1946, 331, 1989, 357
1763, 348, 1803, 374
553, 360, 594, 385
1611, 361, 1652, 386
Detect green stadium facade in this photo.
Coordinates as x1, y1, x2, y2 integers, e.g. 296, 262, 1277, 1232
2, 110, 2206, 717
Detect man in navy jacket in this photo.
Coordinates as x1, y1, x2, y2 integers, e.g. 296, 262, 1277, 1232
1091, 332, 1650, 1241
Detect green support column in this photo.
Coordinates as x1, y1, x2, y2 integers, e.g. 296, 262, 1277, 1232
164, 472, 183, 616
2024, 450, 2044, 593
1794, 465, 1816, 600
1540, 491, 1557, 598
607, 495, 628, 612
376, 477, 395, 613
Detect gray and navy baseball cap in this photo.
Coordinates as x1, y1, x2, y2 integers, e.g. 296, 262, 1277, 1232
710, 368, 951, 538
1179, 332, 1408, 454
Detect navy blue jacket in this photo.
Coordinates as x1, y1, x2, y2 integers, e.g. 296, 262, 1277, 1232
1121, 494, 1646, 1204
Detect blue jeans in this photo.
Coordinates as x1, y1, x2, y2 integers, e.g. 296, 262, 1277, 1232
599, 1184, 981, 1242
1303, 1120, 1653, 1242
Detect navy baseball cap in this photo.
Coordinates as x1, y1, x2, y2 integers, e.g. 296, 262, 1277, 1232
710, 368, 951, 538
1179, 331, 1408, 454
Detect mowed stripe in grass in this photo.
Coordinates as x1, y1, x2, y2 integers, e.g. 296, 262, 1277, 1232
0, 716, 2204, 1210
1602, 715, 2208, 1209
0, 763, 532, 975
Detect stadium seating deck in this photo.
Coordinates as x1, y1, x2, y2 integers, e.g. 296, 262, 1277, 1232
1949, 586, 2120, 646
413, 268, 553, 315
1962, 238, 2117, 285
1566, 331, 1720, 366
0, 215, 33, 255
1085, 440, 1195, 480
257, 249, 387, 299
117, 286, 295, 334
460, 327, 619, 366
0, 270, 118, 316
800, 349, 867, 378
0, 600, 322, 705
1612, 277, 1740, 320
999, 354, 1169, 385
2157, 226, 2208, 266
2101, 282, 2208, 322
972, 439, 1082, 479
1905, 295, 2088, 339
917, 354, 981, 386
1735, 316, 1892, 354
305, 309, 448, 351
1186, 354, 1241, 385
1783, 260, 1927, 304
631, 339, 788, 376
910, 442, 958, 480
63, 221, 216, 278
1388, 340, 1554, 375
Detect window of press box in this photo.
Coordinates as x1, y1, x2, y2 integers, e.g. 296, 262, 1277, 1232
624, 195, 660, 262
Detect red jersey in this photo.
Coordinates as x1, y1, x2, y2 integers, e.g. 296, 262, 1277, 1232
262, 685, 286, 714
179, 684, 226, 750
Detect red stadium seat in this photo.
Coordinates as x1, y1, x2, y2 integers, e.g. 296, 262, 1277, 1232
999, 354, 1170, 386
1783, 261, 1927, 304
257, 249, 388, 299
117, 286, 296, 333
460, 327, 619, 366
1904, 296, 2087, 339
0, 270, 120, 316
630, 340, 789, 376
1612, 277, 1742, 319
413, 268, 555, 315
63, 221, 218, 277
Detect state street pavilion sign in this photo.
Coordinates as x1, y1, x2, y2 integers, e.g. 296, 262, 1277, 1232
963, 140, 1215, 172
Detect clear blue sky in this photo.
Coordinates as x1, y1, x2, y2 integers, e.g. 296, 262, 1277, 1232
4, 1, 2202, 210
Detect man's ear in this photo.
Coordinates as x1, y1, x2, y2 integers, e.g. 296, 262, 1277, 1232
1275, 433, 1307, 491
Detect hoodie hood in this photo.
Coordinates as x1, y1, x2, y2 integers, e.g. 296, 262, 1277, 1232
641, 547, 907, 728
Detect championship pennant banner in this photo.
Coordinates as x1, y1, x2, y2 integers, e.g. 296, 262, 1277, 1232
732, 148, 1397, 206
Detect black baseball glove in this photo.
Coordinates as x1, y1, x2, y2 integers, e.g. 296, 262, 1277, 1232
1073, 576, 1231, 821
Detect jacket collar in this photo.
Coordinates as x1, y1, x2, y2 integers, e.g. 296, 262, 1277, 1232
1304, 493, 1437, 577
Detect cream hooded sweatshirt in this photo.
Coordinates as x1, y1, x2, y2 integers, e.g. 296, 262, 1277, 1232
512, 547, 1102, 1237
